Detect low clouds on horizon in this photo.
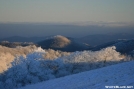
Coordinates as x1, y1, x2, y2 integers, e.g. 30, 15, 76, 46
0, 21, 134, 38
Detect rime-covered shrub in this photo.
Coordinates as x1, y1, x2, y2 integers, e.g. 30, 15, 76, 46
0, 52, 55, 89
0, 45, 37, 73
0, 45, 70, 73
55, 46, 125, 74
0, 46, 128, 89
43, 49, 70, 59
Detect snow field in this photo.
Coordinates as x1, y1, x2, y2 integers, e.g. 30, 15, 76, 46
19, 60, 134, 89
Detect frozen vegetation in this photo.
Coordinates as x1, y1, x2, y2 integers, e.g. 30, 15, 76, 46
18, 60, 134, 89
0, 45, 37, 73
0, 46, 133, 89
0, 45, 70, 73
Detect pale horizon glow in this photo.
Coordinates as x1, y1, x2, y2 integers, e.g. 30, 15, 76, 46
0, 0, 134, 23
0, 0, 134, 38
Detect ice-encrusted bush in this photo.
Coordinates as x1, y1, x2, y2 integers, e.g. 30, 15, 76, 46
0, 46, 127, 89
0, 45, 37, 73
0, 52, 55, 89
43, 49, 70, 60
55, 46, 125, 74
0, 45, 70, 73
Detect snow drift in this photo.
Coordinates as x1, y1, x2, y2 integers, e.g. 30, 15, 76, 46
19, 60, 134, 89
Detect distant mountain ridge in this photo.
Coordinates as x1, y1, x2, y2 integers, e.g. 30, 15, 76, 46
1, 33, 134, 46
38, 35, 89, 52
79, 33, 134, 46
0, 41, 36, 48
1, 33, 134, 53
91, 39, 134, 54
0, 36, 45, 43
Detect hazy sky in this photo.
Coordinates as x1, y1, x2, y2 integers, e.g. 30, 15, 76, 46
0, 0, 134, 23
0, 0, 134, 39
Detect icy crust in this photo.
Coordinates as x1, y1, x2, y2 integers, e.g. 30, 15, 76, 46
19, 61, 134, 89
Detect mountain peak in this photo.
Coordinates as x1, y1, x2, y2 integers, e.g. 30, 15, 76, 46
48, 35, 71, 48
38, 35, 89, 52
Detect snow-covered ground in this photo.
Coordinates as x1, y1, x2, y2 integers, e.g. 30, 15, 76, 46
19, 61, 134, 89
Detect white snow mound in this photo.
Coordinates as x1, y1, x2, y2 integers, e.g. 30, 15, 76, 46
19, 61, 134, 89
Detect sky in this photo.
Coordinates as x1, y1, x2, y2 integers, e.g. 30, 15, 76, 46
0, 0, 134, 23
0, 0, 134, 38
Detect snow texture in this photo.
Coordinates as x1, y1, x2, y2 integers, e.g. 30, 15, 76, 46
19, 61, 134, 89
